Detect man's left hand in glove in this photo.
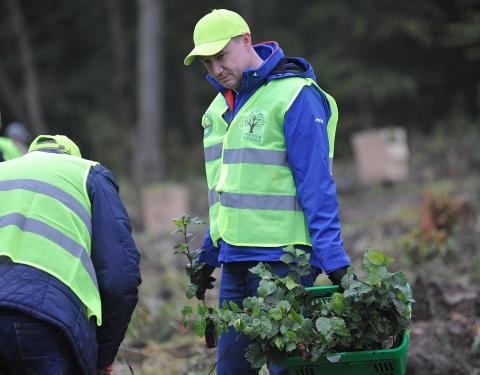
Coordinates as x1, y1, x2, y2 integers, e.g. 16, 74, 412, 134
190, 264, 216, 300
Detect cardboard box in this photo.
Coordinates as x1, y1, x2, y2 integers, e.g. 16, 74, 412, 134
352, 127, 409, 184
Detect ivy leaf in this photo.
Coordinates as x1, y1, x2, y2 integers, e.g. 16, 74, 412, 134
194, 318, 207, 337
185, 284, 197, 299
249, 263, 273, 279
280, 253, 295, 265
330, 317, 349, 337
274, 337, 284, 350
172, 217, 185, 227
233, 318, 245, 331
285, 278, 299, 290
191, 216, 205, 225
329, 292, 346, 313
297, 253, 310, 266
198, 304, 208, 316
245, 343, 268, 369
278, 300, 291, 314
174, 243, 188, 250
289, 310, 303, 324
366, 250, 387, 265
257, 281, 277, 298
282, 245, 296, 255
285, 342, 297, 352
259, 319, 273, 338
364, 249, 394, 268
229, 301, 243, 312
181, 305, 193, 317
268, 307, 283, 321
316, 317, 333, 339
170, 228, 182, 235
181, 305, 193, 327
310, 346, 324, 361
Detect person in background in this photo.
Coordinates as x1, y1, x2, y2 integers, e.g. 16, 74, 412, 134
5, 121, 31, 154
0, 119, 22, 162
184, 9, 351, 375
0, 135, 141, 375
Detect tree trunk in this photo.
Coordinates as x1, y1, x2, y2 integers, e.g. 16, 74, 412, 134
0, 59, 27, 125
104, 0, 131, 129
6, 0, 47, 134
182, 66, 201, 145
135, 0, 164, 184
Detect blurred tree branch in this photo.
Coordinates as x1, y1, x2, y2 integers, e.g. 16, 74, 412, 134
0, 59, 27, 124
5, 0, 46, 134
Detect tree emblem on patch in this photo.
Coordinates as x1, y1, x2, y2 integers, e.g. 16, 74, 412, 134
242, 109, 266, 144
202, 113, 213, 139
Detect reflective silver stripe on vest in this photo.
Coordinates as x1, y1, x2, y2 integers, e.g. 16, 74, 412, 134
204, 143, 223, 162
208, 189, 219, 207
223, 148, 288, 167
0, 179, 92, 236
220, 192, 303, 211
0, 213, 98, 289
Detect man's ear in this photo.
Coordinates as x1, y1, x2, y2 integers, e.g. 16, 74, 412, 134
241, 32, 252, 50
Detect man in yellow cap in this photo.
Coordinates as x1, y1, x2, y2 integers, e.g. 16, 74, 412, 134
0, 135, 141, 375
185, 9, 352, 375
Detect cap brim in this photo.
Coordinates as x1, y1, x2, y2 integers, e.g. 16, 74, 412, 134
184, 38, 231, 65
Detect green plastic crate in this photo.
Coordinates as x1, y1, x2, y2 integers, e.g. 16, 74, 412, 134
277, 285, 410, 375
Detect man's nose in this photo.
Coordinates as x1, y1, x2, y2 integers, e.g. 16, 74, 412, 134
211, 60, 223, 76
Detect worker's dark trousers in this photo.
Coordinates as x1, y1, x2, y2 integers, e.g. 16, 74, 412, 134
216, 261, 320, 375
0, 309, 81, 375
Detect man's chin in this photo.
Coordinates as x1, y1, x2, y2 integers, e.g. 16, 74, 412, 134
215, 78, 238, 90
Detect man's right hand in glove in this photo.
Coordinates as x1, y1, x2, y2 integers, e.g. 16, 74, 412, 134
191, 264, 216, 300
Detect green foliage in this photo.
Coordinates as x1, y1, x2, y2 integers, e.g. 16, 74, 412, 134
316, 249, 413, 353
172, 214, 225, 352
173, 219, 413, 370
171, 214, 205, 300
2, 1, 480, 175
206, 247, 412, 369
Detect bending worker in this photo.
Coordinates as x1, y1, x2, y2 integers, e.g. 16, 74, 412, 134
0, 135, 141, 375
184, 9, 352, 375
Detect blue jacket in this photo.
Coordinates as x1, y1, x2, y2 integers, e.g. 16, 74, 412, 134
199, 41, 350, 274
0, 155, 141, 375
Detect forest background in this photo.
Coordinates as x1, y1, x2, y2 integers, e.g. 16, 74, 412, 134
1, 0, 479, 189
1, 1, 480, 374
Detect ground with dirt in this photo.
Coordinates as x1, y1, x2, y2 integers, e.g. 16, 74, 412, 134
114, 126, 480, 374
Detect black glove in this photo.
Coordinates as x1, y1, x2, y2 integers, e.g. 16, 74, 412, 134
327, 266, 349, 286
192, 264, 216, 300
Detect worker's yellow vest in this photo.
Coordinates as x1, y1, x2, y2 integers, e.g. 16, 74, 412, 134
202, 77, 338, 247
0, 152, 102, 325
0, 137, 22, 160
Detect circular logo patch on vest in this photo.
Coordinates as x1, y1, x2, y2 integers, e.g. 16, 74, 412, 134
202, 113, 213, 139
242, 109, 266, 144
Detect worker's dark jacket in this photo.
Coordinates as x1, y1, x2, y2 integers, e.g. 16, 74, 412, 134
0, 158, 141, 375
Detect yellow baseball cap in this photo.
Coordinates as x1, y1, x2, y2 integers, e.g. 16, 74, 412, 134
184, 9, 250, 66
28, 135, 82, 157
